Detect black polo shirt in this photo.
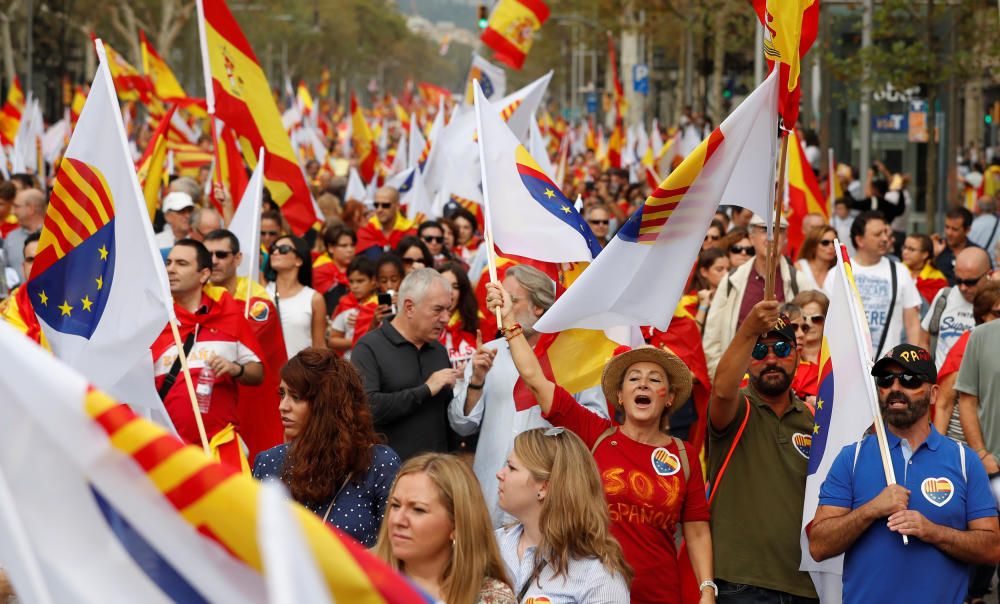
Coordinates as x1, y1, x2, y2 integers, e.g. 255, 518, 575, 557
351, 319, 453, 461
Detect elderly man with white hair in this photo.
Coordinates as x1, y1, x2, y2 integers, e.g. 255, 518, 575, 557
351, 268, 460, 461
969, 195, 999, 258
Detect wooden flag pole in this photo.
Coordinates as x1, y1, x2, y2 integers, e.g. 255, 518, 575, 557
764, 132, 790, 301
471, 78, 505, 332
169, 320, 211, 456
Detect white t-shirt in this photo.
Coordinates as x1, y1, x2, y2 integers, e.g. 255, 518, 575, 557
330, 308, 358, 360
851, 256, 921, 356
920, 287, 974, 369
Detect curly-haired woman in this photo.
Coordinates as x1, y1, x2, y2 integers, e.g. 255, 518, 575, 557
252, 347, 400, 547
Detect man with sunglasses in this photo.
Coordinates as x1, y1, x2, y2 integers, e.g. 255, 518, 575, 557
919, 247, 991, 369
707, 300, 819, 602
809, 344, 1000, 603
355, 186, 416, 258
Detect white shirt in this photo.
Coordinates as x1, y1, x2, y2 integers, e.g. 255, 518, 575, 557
267, 283, 316, 358
851, 256, 921, 357
154, 226, 176, 249
331, 308, 358, 360
448, 339, 608, 527
796, 258, 833, 296
831, 211, 858, 256
920, 286, 974, 369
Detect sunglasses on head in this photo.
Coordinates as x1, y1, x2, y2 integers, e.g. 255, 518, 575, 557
751, 340, 794, 360
802, 314, 825, 325
260, 230, 279, 238
270, 244, 295, 255
422, 235, 444, 244
373, 202, 393, 210
818, 239, 836, 247
874, 372, 927, 389
955, 272, 988, 287
544, 427, 566, 437
210, 250, 234, 259
730, 245, 756, 256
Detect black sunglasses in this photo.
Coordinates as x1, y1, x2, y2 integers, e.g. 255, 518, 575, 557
422, 236, 444, 243
588, 219, 610, 226
373, 202, 394, 210
260, 230, 279, 237
270, 244, 295, 255
730, 245, 756, 256
401, 257, 418, 265
751, 340, 794, 360
210, 250, 234, 259
818, 239, 836, 247
874, 372, 927, 389
793, 322, 810, 334
954, 272, 988, 287
704, 233, 720, 241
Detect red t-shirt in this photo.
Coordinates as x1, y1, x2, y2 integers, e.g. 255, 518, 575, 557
939, 330, 970, 380
544, 385, 710, 604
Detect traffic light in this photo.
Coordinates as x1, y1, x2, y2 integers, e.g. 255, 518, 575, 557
477, 4, 489, 29
987, 101, 1000, 126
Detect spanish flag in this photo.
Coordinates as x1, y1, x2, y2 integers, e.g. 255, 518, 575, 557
197, 0, 319, 235
785, 128, 827, 258
214, 118, 249, 205
480, 0, 549, 70
351, 92, 378, 183
69, 85, 86, 130
752, 0, 818, 129
100, 39, 153, 103
0, 75, 25, 146
136, 104, 178, 219
140, 30, 187, 102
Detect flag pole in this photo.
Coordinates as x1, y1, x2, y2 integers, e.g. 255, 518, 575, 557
828, 147, 836, 214
837, 240, 908, 545
472, 79, 505, 331
168, 320, 211, 456
764, 132, 790, 301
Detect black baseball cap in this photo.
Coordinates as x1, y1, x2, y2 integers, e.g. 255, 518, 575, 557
760, 313, 796, 343
871, 344, 937, 384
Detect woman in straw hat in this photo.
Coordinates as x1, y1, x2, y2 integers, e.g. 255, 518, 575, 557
484, 281, 717, 604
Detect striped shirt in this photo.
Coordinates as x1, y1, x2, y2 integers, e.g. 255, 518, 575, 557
495, 525, 629, 604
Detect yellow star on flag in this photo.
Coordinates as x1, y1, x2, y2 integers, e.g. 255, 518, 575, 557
38, 291, 48, 306
81, 296, 94, 312
544, 188, 556, 199
813, 423, 820, 434
560, 205, 571, 214
98, 245, 109, 260
95, 276, 103, 290
816, 398, 824, 410
59, 301, 73, 317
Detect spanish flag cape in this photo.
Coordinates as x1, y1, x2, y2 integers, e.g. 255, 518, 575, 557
441, 310, 478, 353
356, 213, 416, 254
1, 214, 18, 238
1, 285, 47, 346
312, 253, 348, 294
343, 293, 380, 345
915, 262, 948, 306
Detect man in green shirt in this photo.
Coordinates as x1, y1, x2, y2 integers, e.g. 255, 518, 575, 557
707, 300, 819, 602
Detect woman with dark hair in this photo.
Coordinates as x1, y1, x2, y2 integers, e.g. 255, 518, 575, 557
438, 261, 481, 368
395, 236, 435, 275
721, 227, 753, 270
253, 348, 399, 547
689, 247, 729, 329
418, 220, 455, 267
268, 235, 327, 357
450, 206, 481, 262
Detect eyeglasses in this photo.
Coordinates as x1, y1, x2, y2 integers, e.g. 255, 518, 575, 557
401, 257, 419, 266
704, 233, 720, 241
543, 427, 565, 437
751, 340, 794, 360
818, 239, 836, 247
793, 322, 810, 334
588, 219, 610, 226
373, 202, 394, 210
955, 272, 989, 287
210, 250, 234, 259
422, 236, 444, 244
802, 314, 825, 326
874, 372, 927, 389
260, 230, 279, 238
730, 245, 756, 256
270, 244, 295, 255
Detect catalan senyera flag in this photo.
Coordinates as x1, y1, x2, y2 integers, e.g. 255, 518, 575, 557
0, 75, 25, 146
198, 0, 319, 235
0, 320, 431, 604
136, 103, 178, 219
752, 0, 818, 129
351, 92, 378, 183
101, 39, 153, 103
799, 244, 879, 602
786, 128, 827, 258
536, 71, 779, 333
481, 0, 549, 70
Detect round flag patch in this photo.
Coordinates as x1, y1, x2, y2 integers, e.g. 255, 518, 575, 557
249, 300, 270, 322
792, 433, 812, 459
651, 447, 681, 476
921, 477, 954, 507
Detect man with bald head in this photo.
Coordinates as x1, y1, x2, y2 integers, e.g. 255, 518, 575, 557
190, 207, 223, 242
920, 246, 992, 368
4, 188, 47, 282
355, 185, 416, 257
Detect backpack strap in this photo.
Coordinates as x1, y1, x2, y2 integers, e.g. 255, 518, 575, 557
157, 329, 197, 401
928, 287, 952, 363
987, 215, 1000, 253
589, 426, 618, 455
707, 396, 752, 506
875, 260, 898, 358
668, 435, 691, 483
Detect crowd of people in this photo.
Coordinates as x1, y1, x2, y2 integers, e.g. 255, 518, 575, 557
1, 133, 1000, 603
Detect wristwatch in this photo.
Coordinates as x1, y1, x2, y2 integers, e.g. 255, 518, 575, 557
699, 580, 719, 596
234, 362, 245, 379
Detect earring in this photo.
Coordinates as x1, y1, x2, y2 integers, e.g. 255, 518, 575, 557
536, 492, 543, 500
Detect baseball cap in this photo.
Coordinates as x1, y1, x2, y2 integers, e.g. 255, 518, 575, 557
871, 344, 937, 384
162, 191, 194, 213
760, 313, 796, 343
749, 213, 789, 228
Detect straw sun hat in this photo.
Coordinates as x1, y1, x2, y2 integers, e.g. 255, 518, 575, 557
600, 345, 693, 415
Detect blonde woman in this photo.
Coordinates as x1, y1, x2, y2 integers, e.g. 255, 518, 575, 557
496, 428, 632, 603
375, 454, 515, 604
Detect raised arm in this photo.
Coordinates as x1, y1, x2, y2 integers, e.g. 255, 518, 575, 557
485, 281, 555, 413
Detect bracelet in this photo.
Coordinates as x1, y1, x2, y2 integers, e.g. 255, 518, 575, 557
234, 363, 245, 379
468, 382, 484, 390
504, 326, 523, 341
976, 448, 990, 459
500, 322, 522, 335
699, 580, 718, 596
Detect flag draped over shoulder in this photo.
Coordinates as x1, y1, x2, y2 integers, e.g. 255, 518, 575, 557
752, 0, 818, 129
27, 41, 173, 419
0, 75, 24, 146
480, 0, 549, 70
786, 128, 827, 257
197, 0, 319, 235
799, 244, 877, 602
0, 321, 432, 604
535, 71, 779, 333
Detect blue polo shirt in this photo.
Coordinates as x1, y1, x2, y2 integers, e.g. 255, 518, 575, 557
818, 426, 997, 604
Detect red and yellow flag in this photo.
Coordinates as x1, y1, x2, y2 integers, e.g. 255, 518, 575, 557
199, 0, 318, 235
318, 67, 331, 98
752, 0, 818, 129
140, 30, 186, 102
0, 75, 25, 146
214, 119, 249, 206
136, 104, 178, 219
786, 128, 827, 258
100, 39, 153, 103
297, 80, 314, 115
69, 85, 86, 130
351, 92, 377, 183
480, 0, 549, 70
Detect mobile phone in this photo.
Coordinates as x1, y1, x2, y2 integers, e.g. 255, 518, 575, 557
377, 293, 392, 307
